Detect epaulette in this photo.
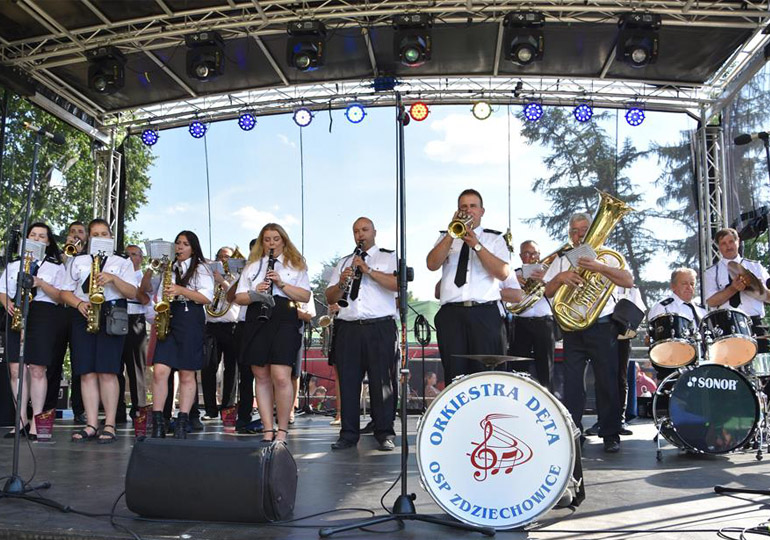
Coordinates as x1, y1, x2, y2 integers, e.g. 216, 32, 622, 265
115, 252, 129, 259
483, 228, 502, 235
661, 298, 675, 306
557, 246, 573, 257
743, 258, 759, 264
9, 255, 20, 263
439, 230, 447, 234
44, 255, 62, 265
379, 248, 394, 253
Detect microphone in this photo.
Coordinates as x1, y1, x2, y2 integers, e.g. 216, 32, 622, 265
734, 132, 769, 145
22, 122, 65, 145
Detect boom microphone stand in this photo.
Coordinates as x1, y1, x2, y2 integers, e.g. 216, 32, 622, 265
319, 94, 494, 537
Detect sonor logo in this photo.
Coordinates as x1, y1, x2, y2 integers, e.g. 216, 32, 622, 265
686, 377, 738, 390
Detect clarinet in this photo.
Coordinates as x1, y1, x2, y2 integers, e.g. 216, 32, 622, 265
337, 242, 364, 308
258, 248, 276, 321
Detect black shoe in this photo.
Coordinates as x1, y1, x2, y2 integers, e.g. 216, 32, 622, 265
584, 422, 600, 437
377, 439, 395, 452
360, 421, 374, 434
189, 416, 204, 431
151, 412, 166, 439
603, 437, 620, 453
174, 414, 189, 439
237, 419, 263, 434
74, 413, 87, 425
331, 438, 356, 450
619, 423, 633, 436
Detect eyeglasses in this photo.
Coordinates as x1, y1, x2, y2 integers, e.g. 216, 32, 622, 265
520, 251, 539, 257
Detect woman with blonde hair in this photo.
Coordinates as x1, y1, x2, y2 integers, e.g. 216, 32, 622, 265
235, 224, 311, 443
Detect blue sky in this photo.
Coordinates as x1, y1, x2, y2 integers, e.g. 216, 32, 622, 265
131, 104, 695, 301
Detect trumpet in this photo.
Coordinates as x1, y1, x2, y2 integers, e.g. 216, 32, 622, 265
448, 212, 473, 239
63, 238, 81, 256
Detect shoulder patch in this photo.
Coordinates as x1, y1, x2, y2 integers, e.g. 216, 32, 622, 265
483, 228, 502, 235
379, 248, 394, 253
661, 298, 675, 306
44, 256, 62, 265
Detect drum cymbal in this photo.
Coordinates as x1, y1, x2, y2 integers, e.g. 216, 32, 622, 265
728, 261, 766, 299
452, 354, 533, 368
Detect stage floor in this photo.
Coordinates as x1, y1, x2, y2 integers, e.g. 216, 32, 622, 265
0, 414, 768, 540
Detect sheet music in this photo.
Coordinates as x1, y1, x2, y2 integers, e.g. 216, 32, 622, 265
22, 239, 46, 262
228, 258, 246, 274
565, 244, 596, 268
89, 237, 115, 255
522, 263, 543, 279
146, 240, 174, 260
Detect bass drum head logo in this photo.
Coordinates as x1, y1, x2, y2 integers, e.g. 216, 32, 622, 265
416, 372, 575, 530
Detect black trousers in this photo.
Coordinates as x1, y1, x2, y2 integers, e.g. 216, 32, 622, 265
618, 339, 630, 422
45, 306, 83, 415
202, 322, 238, 416
435, 303, 505, 385
508, 316, 555, 391
118, 314, 148, 415
562, 320, 622, 439
234, 322, 255, 426
336, 319, 397, 444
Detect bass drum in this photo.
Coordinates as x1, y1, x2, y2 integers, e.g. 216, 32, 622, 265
416, 372, 577, 530
653, 364, 759, 454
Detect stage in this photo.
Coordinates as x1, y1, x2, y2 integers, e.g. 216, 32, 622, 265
0, 414, 768, 540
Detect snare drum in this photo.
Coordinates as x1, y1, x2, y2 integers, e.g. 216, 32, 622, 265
416, 372, 577, 530
648, 314, 697, 368
699, 309, 756, 367
749, 352, 770, 378
653, 364, 759, 454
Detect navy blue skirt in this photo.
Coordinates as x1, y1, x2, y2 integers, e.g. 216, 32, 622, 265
7, 301, 63, 366
70, 299, 127, 375
154, 301, 206, 371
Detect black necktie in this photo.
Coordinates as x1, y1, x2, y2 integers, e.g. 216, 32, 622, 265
349, 252, 368, 301
684, 302, 701, 325
726, 276, 742, 308
29, 261, 39, 298
454, 243, 470, 287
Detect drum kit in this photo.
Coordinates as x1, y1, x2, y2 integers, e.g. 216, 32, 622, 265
648, 306, 770, 461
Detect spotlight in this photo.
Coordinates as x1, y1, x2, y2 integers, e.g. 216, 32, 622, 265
573, 103, 593, 123
503, 12, 545, 66
287, 20, 326, 71
393, 13, 433, 67
185, 31, 225, 81
523, 102, 543, 122
616, 13, 661, 68
141, 129, 159, 146
238, 112, 256, 131
189, 120, 207, 138
87, 46, 126, 94
345, 103, 366, 124
293, 108, 313, 127
625, 106, 645, 127
409, 102, 429, 122
472, 101, 492, 120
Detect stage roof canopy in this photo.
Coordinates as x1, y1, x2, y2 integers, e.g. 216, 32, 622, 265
1, 0, 769, 141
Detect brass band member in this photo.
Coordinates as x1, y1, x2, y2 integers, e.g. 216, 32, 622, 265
543, 212, 633, 453
426, 189, 510, 385
235, 224, 311, 443
150, 231, 214, 438
0, 223, 65, 440
60, 219, 138, 443
326, 217, 398, 451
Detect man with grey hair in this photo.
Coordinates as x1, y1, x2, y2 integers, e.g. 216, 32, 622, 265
543, 210, 634, 453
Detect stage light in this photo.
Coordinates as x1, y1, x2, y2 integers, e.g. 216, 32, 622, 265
573, 103, 593, 123
286, 20, 326, 71
393, 13, 433, 67
625, 106, 645, 127
616, 13, 661, 68
141, 129, 159, 146
189, 120, 207, 138
87, 46, 126, 94
409, 102, 429, 122
345, 103, 366, 124
503, 12, 545, 66
472, 101, 492, 120
523, 102, 543, 122
238, 112, 256, 131
293, 108, 313, 127
185, 31, 225, 81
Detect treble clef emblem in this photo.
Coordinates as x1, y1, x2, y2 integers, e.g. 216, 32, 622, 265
467, 413, 534, 482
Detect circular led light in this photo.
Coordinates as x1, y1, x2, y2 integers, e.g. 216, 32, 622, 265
409, 102, 429, 122
523, 102, 543, 122
141, 129, 159, 146
294, 53, 312, 71
630, 48, 649, 67
238, 113, 256, 131
189, 120, 207, 138
345, 103, 366, 124
92, 76, 107, 93
293, 107, 313, 127
625, 107, 645, 127
514, 45, 535, 65
573, 103, 593, 123
472, 101, 492, 121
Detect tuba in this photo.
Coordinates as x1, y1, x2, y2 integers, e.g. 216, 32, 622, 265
205, 246, 245, 318
86, 252, 106, 334
551, 191, 634, 332
506, 245, 569, 315
11, 251, 34, 332
154, 256, 173, 341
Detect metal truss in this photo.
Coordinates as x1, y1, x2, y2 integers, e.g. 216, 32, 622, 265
92, 143, 122, 234
695, 122, 728, 284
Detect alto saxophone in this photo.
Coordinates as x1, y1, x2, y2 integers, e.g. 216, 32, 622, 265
10, 251, 34, 332
155, 256, 173, 341
86, 252, 106, 334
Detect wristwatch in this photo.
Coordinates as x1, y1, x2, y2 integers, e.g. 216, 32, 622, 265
473, 243, 483, 253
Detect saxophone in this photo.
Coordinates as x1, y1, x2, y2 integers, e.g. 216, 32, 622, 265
205, 246, 245, 318
86, 252, 106, 334
155, 256, 173, 341
506, 245, 569, 315
551, 190, 634, 332
10, 251, 34, 332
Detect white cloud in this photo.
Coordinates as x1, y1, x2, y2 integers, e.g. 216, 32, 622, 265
277, 134, 296, 148
166, 203, 192, 215
231, 206, 299, 232
423, 113, 530, 165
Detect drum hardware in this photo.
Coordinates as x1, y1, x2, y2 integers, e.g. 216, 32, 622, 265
452, 354, 533, 371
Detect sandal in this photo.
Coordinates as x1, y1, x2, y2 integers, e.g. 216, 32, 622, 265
98, 424, 117, 444
261, 429, 276, 442
276, 428, 288, 442
72, 424, 98, 443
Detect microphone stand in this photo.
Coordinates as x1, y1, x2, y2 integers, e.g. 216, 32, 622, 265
1, 130, 51, 497
319, 93, 494, 538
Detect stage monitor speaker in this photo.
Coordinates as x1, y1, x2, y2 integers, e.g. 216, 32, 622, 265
125, 438, 297, 523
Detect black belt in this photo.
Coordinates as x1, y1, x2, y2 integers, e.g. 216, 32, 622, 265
516, 315, 553, 321
338, 316, 394, 326
597, 315, 613, 323
445, 300, 496, 308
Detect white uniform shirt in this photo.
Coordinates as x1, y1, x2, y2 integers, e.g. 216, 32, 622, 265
330, 245, 398, 321
503, 269, 551, 318
61, 253, 138, 302
236, 255, 311, 300
0, 258, 65, 305
648, 293, 706, 323
703, 256, 769, 317
127, 269, 146, 315
163, 258, 215, 303
436, 227, 510, 305
543, 250, 628, 320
